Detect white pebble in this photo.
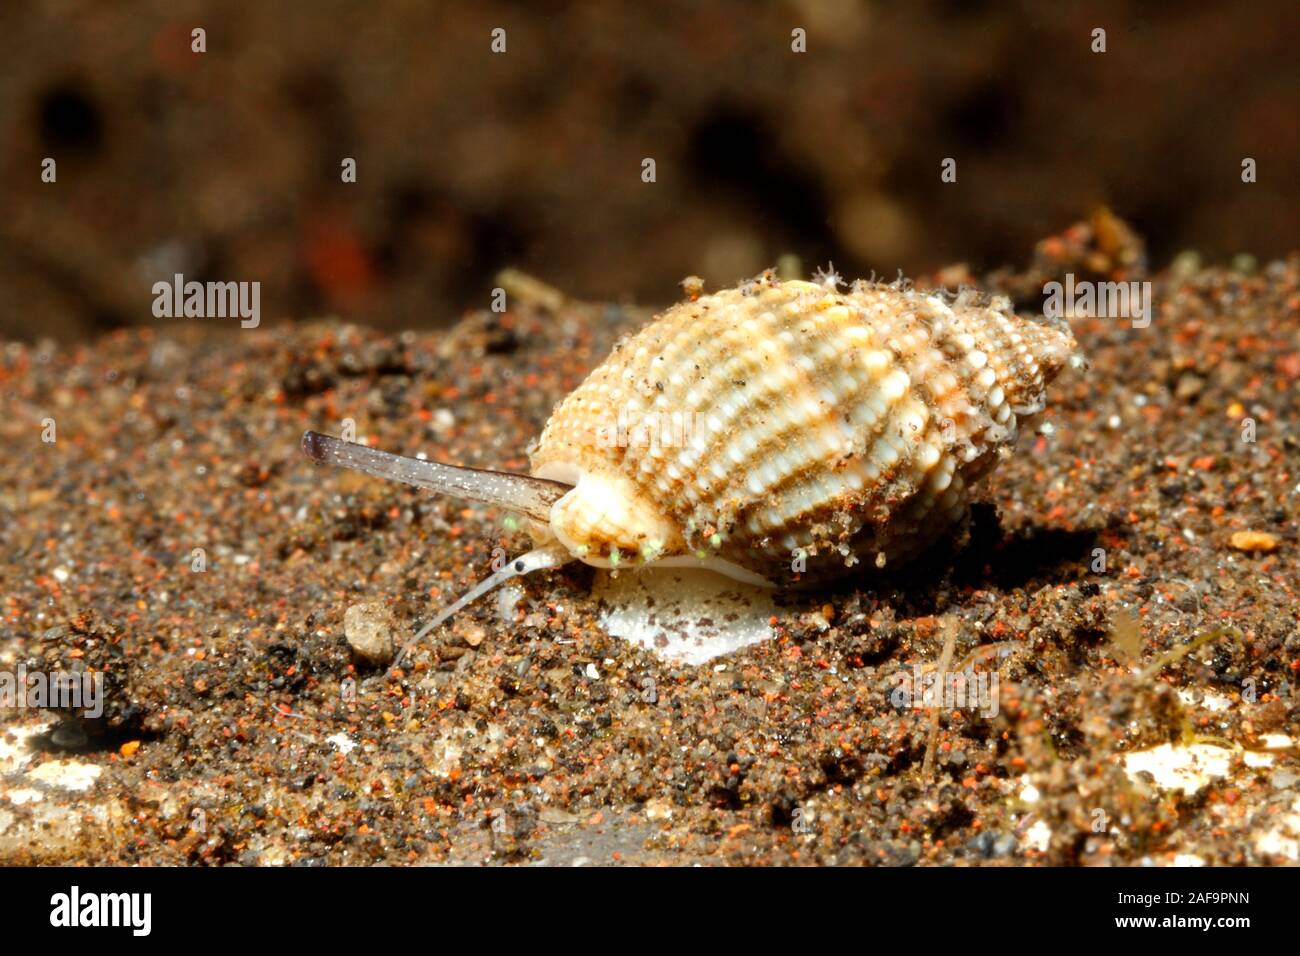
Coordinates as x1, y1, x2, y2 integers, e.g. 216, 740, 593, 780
343, 603, 396, 665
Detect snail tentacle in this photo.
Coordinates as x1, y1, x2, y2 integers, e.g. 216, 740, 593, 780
391, 544, 572, 669
301, 430, 571, 522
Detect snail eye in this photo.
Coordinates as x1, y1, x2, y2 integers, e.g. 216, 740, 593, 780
515, 561, 525, 572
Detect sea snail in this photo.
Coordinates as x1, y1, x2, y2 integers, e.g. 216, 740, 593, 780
303, 270, 1078, 660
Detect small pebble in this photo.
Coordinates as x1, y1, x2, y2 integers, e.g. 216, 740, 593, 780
457, 621, 487, 647
1229, 530, 1279, 553
1270, 769, 1298, 789
343, 603, 396, 665
643, 798, 674, 821
1174, 373, 1204, 400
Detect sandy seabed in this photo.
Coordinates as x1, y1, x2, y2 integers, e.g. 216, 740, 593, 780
2, 229, 1298, 866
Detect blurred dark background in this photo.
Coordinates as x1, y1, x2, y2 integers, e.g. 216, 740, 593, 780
0, 0, 1296, 342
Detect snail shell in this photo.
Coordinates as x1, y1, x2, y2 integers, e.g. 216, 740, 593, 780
527, 271, 1077, 585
